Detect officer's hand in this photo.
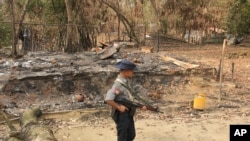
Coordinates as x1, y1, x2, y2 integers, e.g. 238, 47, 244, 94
141, 106, 147, 110
118, 105, 128, 112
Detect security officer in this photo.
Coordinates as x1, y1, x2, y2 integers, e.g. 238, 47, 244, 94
105, 59, 147, 141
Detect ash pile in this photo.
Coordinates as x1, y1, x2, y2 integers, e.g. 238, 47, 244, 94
0, 42, 215, 116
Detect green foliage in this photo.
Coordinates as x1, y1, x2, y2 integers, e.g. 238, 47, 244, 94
25, 0, 66, 23
44, 0, 67, 23
26, 0, 46, 19
160, 19, 168, 34
0, 2, 11, 48
0, 14, 12, 48
0, 23, 12, 47
226, 0, 250, 35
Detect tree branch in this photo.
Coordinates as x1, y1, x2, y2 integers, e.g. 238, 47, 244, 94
100, 0, 139, 45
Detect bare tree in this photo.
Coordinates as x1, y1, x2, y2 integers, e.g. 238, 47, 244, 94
8, 0, 30, 56
64, 0, 75, 52
101, 0, 140, 45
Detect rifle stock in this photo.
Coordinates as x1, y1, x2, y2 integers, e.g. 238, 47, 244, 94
115, 98, 161, 113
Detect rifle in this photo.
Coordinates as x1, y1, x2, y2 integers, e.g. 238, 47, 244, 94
115, 97, 162, 113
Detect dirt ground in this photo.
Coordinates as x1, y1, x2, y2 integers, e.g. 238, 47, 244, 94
1, 44, 250, 141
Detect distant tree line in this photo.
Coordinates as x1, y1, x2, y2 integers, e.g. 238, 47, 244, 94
226, 0, 250, 35
0, 0, 249, 56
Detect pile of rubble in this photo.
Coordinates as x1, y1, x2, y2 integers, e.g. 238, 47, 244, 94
0, 45, 215, 116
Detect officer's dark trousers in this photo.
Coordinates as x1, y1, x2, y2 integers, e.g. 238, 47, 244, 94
115, 111, 135, 141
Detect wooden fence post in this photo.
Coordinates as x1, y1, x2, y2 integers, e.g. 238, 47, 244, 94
219, 39, 227, 102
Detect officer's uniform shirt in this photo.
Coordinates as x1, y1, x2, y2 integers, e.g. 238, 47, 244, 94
105, 74, 133, 102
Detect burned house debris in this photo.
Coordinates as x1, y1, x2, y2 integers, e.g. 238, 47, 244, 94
0, 43, 250, 141
0, 45, 215, 116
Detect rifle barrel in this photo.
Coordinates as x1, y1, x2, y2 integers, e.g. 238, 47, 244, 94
115, 98, 162, 113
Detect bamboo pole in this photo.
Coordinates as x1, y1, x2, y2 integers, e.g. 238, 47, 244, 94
218, 39, 227, 102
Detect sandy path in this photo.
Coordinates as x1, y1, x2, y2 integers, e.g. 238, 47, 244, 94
54, 109, 250, 141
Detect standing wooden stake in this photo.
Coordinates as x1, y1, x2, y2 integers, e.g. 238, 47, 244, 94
216, 59, 222, 81
232, 62, 235, 82
157, 30, 160, 52
219, 39, 227, 102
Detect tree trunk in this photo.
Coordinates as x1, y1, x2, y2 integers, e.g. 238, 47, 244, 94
64, 0, 74, 53
117, 0, 120, 41
9, 0, 29, 57
118, 15, 121, 41
150, 0, 160, 30
10, 0, 16, 56
188, 28, 191, 43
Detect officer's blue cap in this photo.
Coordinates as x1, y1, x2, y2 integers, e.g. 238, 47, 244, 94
115, 60, 138, 70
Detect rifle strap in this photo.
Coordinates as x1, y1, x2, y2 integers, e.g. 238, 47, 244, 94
115, 79, 134, 101
116, 79, 151, 106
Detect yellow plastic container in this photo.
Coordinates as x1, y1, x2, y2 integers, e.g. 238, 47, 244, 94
193, 93, 206, 110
